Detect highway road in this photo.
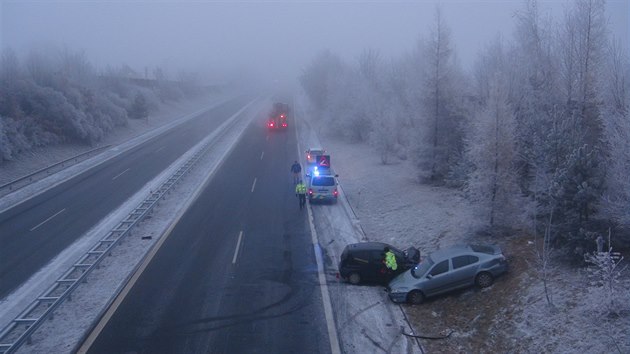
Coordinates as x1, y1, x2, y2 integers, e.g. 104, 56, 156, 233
0, 96, 252, 299
83, 111, 331, 353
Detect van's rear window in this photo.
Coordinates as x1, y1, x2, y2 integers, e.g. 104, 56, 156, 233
312, 177, 335, 186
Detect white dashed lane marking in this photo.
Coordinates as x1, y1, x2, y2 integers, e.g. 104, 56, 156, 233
232, 231, 244, 264
251, 177, 257, 193
30, 208, 66, 231
112, 168, 131, 180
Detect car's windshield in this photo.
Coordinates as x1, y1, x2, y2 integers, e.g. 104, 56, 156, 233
411, 257, 434, 279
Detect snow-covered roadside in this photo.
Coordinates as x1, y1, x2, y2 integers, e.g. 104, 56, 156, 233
297, 95, 630, 353
294, 97, 423, 353
0, 92, 234, 213
0, 91, 233, 187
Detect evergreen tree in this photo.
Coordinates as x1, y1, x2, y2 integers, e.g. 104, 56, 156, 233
551, 144, 605, 225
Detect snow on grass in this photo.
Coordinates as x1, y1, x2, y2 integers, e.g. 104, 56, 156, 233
3, 90, 628, 353
294, 93, 629, 353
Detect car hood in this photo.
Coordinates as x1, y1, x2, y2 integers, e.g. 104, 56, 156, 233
388, 269, 416, 290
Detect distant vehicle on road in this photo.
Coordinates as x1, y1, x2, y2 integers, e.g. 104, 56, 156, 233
338, 242, 421, 285
267, 102, 289, 130
305, 148, 325, 164
387, 244, 508, 304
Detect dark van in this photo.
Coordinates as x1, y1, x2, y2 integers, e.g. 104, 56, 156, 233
338, 242, 420, 285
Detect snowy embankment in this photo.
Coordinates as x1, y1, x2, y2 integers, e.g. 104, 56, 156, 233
297, 96, 630, 352
294, 98, 423, 353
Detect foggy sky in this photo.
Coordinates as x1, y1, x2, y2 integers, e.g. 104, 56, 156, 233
1, 1, 628, 85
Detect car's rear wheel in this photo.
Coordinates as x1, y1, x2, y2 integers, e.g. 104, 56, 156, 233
407, 290, 424, 304
348, 273, 361, 285
475, 272, 494, 288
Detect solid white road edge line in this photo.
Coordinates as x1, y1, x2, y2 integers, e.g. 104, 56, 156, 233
293, 96, 342, 354
251, 177, 257, 193
76, 98, 259, 354
112, 168, 131, 180
30, 208, 66, 232
232, 230, 243, 264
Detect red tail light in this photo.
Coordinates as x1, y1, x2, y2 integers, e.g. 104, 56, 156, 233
308, 189, 313, 195
282, 123, 287, 127
333, 189, 338, 197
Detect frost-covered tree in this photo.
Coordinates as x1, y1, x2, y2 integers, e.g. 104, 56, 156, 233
129, 92, 149, 120
416, 7, 464, 183
300, 50, 345, 114
551, 144, 605, 225
0, 46, 196, 162
559, 0, 608, 148
370, 102, 400, 165
510, 0, 560, 191
466, 76, 521, 228
600, 40, 630, 232
584, 231, 626, 315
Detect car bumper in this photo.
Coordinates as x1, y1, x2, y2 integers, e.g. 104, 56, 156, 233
387, 290, 408, 303
308, 194, 337, 201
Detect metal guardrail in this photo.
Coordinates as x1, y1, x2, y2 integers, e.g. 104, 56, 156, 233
0, 122, 233, 353
0, 145, 112, 195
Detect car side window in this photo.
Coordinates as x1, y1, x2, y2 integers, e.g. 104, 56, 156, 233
452, 255, 479, 269
429, 260, 449, 276
352, 251, 369, 264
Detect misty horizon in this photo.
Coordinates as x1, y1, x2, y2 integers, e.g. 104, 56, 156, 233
2, 1, 628, 85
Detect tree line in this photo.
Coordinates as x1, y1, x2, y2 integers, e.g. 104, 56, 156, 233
0, 47, 203, 164
300, 0, 630, 257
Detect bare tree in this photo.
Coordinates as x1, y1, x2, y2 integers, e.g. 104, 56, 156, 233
534, 209, 556, 307
416, 6, 463, 183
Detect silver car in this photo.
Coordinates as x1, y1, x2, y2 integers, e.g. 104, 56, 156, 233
387, 244, 508, 304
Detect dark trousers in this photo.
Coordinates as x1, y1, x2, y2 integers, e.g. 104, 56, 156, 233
298, 193, 306, 209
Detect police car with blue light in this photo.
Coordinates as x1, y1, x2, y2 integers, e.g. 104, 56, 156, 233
305, 154, 338, 203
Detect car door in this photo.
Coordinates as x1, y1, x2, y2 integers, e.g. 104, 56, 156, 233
448, 255, 480, 290
368, 250, 387, 283
422, 260, 451, 296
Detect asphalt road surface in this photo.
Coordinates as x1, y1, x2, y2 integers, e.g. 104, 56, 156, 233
85, 111, 331, 353
0, 96, 252, 299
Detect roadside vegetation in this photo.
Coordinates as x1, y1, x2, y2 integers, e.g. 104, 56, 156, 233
300, 0, 629, 257
0, 47, 204, 164
301, 0, 629, 351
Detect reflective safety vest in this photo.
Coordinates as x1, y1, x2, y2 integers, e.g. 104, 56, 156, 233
296, 183, 307, 194
385, 251, 398, 270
